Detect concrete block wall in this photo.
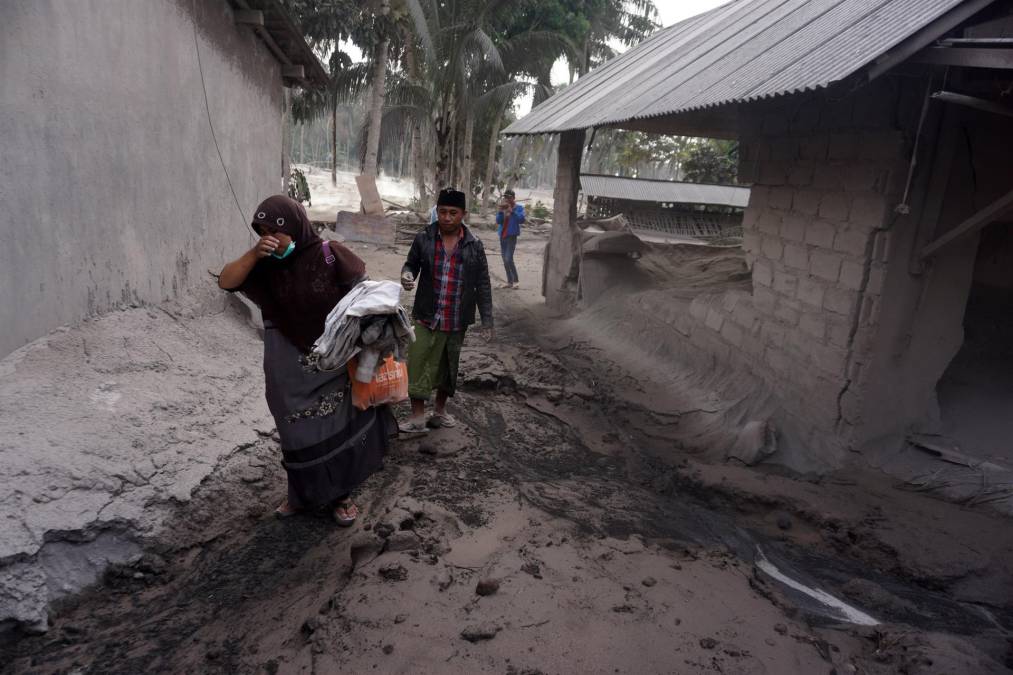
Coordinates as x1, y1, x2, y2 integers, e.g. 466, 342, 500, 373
676, 84, 914, 467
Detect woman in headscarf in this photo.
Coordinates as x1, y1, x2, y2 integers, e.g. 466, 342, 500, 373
218, 195, 395, 525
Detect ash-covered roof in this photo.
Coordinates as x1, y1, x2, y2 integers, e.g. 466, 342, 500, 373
505, 0, 991, 135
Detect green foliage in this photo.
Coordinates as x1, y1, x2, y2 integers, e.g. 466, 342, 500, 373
681, 140, 739, 184
587, 130, 738, 184
287, 168, 311, 205
530, 200, 551, 218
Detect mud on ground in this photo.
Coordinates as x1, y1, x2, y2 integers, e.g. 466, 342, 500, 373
3, 230, 1012, 674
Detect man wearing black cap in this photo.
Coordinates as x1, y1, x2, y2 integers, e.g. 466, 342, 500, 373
399, 189, 494, 433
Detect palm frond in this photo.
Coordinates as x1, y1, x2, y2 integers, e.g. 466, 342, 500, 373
400, 0, 434, 60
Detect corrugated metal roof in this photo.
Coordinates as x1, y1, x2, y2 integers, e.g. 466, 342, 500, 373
504, 0, 976, 135
581, 175, 751, 207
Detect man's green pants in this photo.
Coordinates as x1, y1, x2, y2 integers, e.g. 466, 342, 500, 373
407, 322, 465, 400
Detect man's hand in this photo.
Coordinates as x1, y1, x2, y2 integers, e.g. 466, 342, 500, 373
253, 235, 280, 259
401, 271, 416, 291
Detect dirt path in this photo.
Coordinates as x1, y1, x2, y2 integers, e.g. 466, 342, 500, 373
4, 230, 1011, 674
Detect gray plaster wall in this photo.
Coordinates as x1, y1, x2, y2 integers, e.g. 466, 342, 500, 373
857, 106, 1013, 448
0, 0, 284, 358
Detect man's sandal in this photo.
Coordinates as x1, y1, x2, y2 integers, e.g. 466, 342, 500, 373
334, 499, 359, 527
427, 413, 458, 429
398, 419, 429, 435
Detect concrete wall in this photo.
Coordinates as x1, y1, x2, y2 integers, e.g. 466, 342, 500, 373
668, 76, 1011, 468
673, 80, 921, 468
0, 0, 284, 358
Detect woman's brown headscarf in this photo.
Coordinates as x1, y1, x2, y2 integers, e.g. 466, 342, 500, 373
233, 195, 365, 352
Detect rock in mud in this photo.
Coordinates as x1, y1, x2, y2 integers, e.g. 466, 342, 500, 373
136, 554, 168, 575
386, 531, 419, 552
521, 562, 542, 579
382, 644, 394, 655
394, 614, 408, 624
774, 623, 788, 635
394, 497, 427, 519
463, 372, 499, 390
777, 515, 793, 531
374, 522, 395, 539
699, 637, 718, 650
841, 578, 920, 616
728, 419, 777, 465
301, 617, 322, 637
641, 577, 657, 587
475, 578, 500, 596
460, 622, 501, 642
349, 532, 384, 571
379, 563, 408, 582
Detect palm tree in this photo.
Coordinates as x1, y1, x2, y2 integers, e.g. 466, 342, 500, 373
361, 0, 394, 177
390, 0, 575, 207
283, 0, 367, 185
576, 0, 659, 77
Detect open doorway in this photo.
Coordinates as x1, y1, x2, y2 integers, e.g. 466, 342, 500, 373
935, 219, 1013, 467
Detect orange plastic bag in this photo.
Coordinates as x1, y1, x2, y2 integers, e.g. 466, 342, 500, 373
348, 355, 409, 410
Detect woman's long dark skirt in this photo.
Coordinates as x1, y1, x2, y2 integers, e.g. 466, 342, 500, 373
263, 323, 395, 509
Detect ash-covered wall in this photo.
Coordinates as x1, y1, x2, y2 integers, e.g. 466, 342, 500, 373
0, 0, 284, 358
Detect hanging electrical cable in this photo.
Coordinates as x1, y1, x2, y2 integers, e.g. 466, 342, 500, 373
191, 1, 254, 239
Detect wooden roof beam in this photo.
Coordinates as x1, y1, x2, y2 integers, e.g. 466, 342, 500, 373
921, 187, 1013, 260
911, 46, 1013, 69
234, 10, 264, 26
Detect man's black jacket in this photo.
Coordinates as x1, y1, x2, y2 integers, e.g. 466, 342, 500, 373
401, 223, 494, 329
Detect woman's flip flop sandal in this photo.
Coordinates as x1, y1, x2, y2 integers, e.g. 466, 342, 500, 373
274, 502, 300, 519
334, 500, 359, 527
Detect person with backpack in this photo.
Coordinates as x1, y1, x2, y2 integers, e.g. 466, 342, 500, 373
218, 195, 396, 526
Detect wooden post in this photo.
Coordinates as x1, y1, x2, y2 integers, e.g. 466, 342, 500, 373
544, 129, 586, 312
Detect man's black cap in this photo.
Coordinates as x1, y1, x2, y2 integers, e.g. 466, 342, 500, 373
437, 188, 467, 211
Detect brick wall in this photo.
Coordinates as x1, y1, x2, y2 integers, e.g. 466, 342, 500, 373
676, 83, 914, 465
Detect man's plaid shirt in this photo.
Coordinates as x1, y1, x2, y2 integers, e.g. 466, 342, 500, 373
425, 233, 464, 332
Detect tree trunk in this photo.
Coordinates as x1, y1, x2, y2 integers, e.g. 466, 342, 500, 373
449, 122, 457, 187
331, 93, 337, 186
346, 109, 354, 171
505, 136, 525, 192
299, 123, 305, 164
412, 120, 427, 206
362, 39, 389, 176
459, 110, 474, 205
434, 105, 456, 190
480, 104, 505, 215
398, 122, 409, 177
